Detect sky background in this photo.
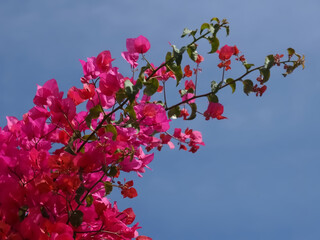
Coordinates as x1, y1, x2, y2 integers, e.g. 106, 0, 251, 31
0, 1, 319, 239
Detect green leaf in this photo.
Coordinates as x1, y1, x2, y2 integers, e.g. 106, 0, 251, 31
143, 78, 159, 96
181, 28, 192, 38
105, 124, 118, 141
172, 45, 186, 66
264, 55, 275, 69
18, 205, 29, 221
165, 51, 173, 63
124, 79, 134, 96
125, 104, 136, 120
82, 134, 98, 141
40, 206, 50, 219
104, 181, 113, 196
207, 36, 219, 54
259, 68, 270, 83
200, 23, 215, 34
211, 80, 218, 93
225, 26, 230, 36
187, 44, 198, 62
211, 80, 223, 94
287, 48, 295, 56
64, 145, 76, 155
75, 184, 86, 205
138, 66, 149, 82
210, 17, 220, 23
186, 103, 197, 120
243, 79, 254, 96
207, 93, 219, 103
190, 29, 198, 37
106, 165, 118, 177
166, 61, 183, 86
225, 78, 236, 93
116, 88, 127, 104
244, 62, 254, 71
168, 106, 181, 119
85, 104, 103, 129
69, 210, 83, 228
85, 194, 94, 207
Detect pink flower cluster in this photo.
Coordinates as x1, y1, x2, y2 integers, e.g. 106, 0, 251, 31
0, 34, 211, 239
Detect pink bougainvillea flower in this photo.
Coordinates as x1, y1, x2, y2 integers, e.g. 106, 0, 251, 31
217, 45, 239, 61
184, 65, 193, 77
185, 80, 195, 91
79, 57, 100, 80
121, 51, 139, 68
33, 79, 63, 106
99, 67, 124, 96
134, 35, 151, 54
96, 50, 115, 72
195, 54, 204, 64
136, 236, 153, 240
181, 93, 195, 104
204, 102, 227, 120
253, 84, 267, 96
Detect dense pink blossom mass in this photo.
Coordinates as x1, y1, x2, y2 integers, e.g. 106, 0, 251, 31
0, 18, 304, 239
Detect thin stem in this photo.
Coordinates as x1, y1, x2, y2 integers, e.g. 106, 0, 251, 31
195, 64, 199, 96
163, 81, 168, 108
76, 98, 129, 153
166, 60, 295, 111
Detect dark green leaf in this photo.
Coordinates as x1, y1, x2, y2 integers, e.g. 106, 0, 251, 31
143, 78, 159, 96
190, 29, 198, 37
186, 103, 197, 120
82, 134, 98, 141
225, 78, 236, 93
106, 165, 118, 177
264, 55, 275, 69
166, 61, 183, 86
105, 124, 118, 141
168, 106, 181, 119
69, 210, 83, 228
166, 51, 173, 63
18, 205, 29, 221
259, 68, 270, 83
207, 93, 219, 103
243, 79, 254, 96
40, 206, 50, 219
64, 145, 76, 155
75, 184, 86, 205
225, 26, 230, 36
187, 45, 198, 62
125, 104, 136, 120
85, 194, 94, 207
104, 181, 113, 196
116, 89, 127, 104
208, 36, 219, 54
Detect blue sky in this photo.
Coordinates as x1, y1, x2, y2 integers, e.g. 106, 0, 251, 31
1, 1, 319, 239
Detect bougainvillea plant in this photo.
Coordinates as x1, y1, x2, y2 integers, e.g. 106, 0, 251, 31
0, 18, 304, 239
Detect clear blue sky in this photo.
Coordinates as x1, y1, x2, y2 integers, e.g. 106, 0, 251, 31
1, 1, 319, 239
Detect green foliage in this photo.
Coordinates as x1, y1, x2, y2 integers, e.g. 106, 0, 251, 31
225, 78, 236, 93
243, 79, 254, 96
70, 210, 84, 228
186, 103, 197, 120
